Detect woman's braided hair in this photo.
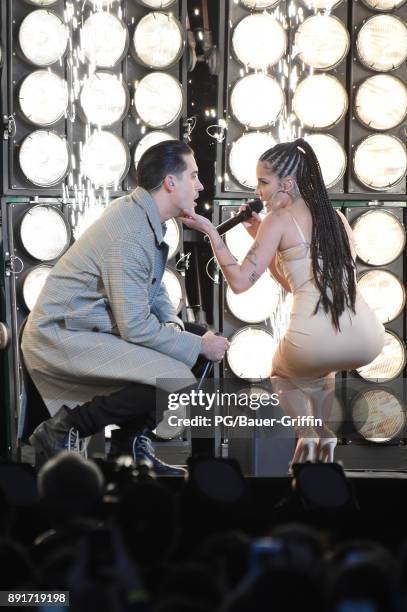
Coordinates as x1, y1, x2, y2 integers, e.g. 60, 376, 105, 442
259, 138, 356, 330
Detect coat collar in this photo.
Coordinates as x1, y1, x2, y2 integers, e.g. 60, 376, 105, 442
131, 186, 166, 245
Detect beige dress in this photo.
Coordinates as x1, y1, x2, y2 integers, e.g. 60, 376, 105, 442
271, 215, 385, 381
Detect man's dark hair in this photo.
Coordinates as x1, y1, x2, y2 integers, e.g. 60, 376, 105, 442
137, 140, 194, 192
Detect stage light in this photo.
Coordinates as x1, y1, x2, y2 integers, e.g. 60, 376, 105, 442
353, 135, 407, 191
225, 216, 265, 262
293, 75, 348, 129
134, 72, 183, 128
162, 268, 183, 313
132, 12, 185, 70
300, 0, 343, 8
19, 70, 68, 127
226, 272, 281, 324
232, 13, 287, 70
164, 218, 181, 260
355, 75, 407, 131
19, 10, 68, 67
241, 0, 280, 8
352, 389, 405, 444
22, 264, 53, 311
81, 131, 129, 188
25, 0, 59, 5
80, 72, 129, 127
81, 12, 128, 68
352, 210, 405, 266
229, 132, 276, 189
357, 15, 407, 72
19, 130, 70, 187
357, 270, 405, 324
230, 74, 284, 129
357, 331, 405, 382
295, 15, 349, 70
304, 134, 346, 188
362, 0, 407, 10
136, 0, 176, 7
227, 326, 276, 381
19, 205, 71, 261
134, 131, 175, 168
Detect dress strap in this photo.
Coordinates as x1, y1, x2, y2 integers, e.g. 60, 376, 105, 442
289, 212, 308, 244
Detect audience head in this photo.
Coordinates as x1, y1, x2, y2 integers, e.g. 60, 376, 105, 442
37, 453, 104, 519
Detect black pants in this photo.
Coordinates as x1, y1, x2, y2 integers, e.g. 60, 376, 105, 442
67, 322, 207, 437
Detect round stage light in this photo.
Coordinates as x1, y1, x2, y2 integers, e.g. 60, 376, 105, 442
20, 205, 71, 261
352, 389, 405, 443
230, 74, 284, 129
293, 75, 348, 129
19, 130, 70, 187
19, 70, 68, 127
22, 264, 53, 311
352, 210, 405, 267
232, 14, 287, 70
358, 270, 405, 324
355, 75, 407, 131
25, 0, 59, 5
80, 72, 129, 127
353, 135, 407, 191
136, 0, 176, 7
362, 0, 407, 10
304, 134, 346, 188
81, 12, 128, 68
227, 327, 276, 381
295, 15, 349, 70
19, 10, 68, 66
81, 131, 129, 188
134, 72, 183, 128
226, 272, 281, 323
357, 15, 407, 72
134, 131, 175, 168
164, 218, 181, 260
162, 268, 183, 313
240, 0, 280, 8
229, 132, 276, 190
357, 331, 405, 382
133, 12, 184, 70
301, 0, 343, 7
225, 212, 266, 261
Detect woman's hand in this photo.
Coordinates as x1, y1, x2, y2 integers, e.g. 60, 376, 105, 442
178, 209, 215, 235
237, 204, 262, 239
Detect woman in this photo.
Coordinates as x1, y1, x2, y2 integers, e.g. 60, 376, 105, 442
179, 139, 385, 465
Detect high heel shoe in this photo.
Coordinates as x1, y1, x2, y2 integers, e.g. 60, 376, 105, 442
290, 437, 319, 465
317, 437, 337, 462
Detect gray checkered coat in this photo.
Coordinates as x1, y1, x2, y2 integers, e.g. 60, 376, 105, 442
21, 187, 202, 417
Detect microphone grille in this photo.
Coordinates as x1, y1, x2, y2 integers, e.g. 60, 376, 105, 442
246, 199, 263, 214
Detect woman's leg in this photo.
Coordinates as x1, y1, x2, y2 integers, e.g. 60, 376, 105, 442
271, 375, 319, 464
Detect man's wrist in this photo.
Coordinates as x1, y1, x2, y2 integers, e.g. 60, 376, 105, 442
164, 321, 183, 332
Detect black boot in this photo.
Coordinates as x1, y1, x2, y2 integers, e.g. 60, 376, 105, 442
29, 406, 84, 460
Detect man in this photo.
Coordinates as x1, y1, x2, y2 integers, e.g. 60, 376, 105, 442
22, 140, 229, 475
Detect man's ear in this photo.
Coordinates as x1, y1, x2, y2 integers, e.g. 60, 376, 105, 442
163, 176, 175, 191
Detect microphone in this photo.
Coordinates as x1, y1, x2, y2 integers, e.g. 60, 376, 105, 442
206, 199, 263, 239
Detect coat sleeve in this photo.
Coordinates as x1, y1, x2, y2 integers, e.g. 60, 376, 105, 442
101, 239, 202, 367
151, 281, 185, 329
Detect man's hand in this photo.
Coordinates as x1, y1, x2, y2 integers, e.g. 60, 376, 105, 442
201, 331, 230, 362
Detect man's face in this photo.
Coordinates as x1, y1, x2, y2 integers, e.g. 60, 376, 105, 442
171, 154, 204, 210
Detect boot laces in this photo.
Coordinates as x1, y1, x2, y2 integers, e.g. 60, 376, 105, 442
67, 427, 90, 458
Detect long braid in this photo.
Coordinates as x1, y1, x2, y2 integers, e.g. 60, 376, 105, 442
259, 139, 356, 331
